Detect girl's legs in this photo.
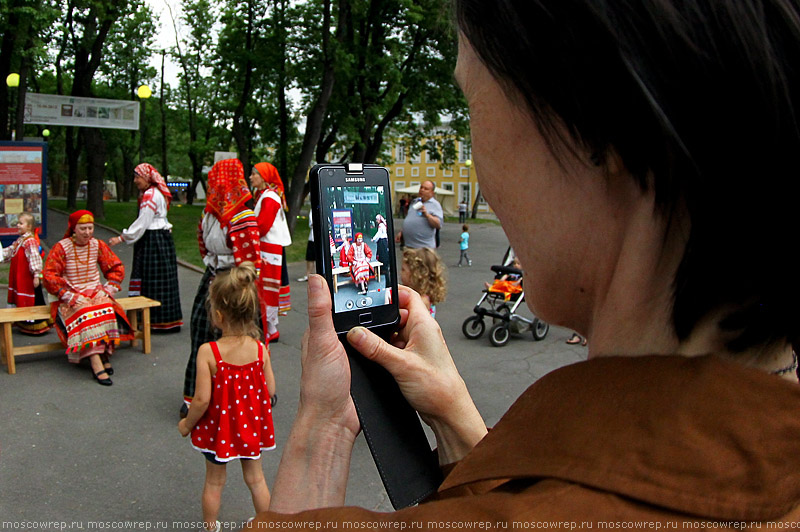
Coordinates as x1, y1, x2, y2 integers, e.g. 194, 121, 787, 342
241, 457, 271, 513
202, 461, 227, 530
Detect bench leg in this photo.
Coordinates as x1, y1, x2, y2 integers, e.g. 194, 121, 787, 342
2, 322, 15, 374
142, 308, 151, 354
129, 309, 139, 348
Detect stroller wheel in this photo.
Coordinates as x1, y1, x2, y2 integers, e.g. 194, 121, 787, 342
532, 318, 550, 341
489, 323, 511, 347
462, 316, 485, 340
492, 304, 511, 324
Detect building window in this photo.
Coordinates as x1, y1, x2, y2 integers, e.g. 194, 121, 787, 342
458, 141, 471, 162
396, 167, 405, 177
442, 182, 454, 193
396, 145, 406, 164
411, 167, 419, 177
426, 166, 436, 177
443, 168, 453, 177
459, 183, 471, 204
460, 167, 470, 178
395, 181, 405, 190
410, 151, 421, 164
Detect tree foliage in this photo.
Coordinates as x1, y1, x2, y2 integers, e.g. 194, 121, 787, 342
1, 0, 467, 229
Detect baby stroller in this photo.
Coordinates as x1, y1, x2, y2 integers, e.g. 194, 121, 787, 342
461, 248, 549, 347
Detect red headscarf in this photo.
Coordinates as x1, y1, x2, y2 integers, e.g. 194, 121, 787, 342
253, 162, 287, 210
205, 159, 252, 226
135, 163, 172, 210
65, 210, 94, 238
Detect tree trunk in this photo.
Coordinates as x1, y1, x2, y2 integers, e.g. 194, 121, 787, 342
160, 50, 169, 177
83, 127, 107, 218
470, 188, 482, 219
65, 126, 81, 209
286, 0, 343, 234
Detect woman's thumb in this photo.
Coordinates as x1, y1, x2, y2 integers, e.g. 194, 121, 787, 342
347, 326, 401, 373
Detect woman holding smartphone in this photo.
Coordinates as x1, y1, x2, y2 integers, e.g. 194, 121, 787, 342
251, 0, 800, 524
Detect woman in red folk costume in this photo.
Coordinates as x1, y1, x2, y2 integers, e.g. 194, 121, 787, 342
183, 159, 262, 411
0, 213, 52, 335
109, 163, 183, 332
250, 162, 292, 343
43, 210, 134, 386
347, 232, 373, 295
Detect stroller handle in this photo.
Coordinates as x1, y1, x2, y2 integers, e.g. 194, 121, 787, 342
491, 265, 523, 276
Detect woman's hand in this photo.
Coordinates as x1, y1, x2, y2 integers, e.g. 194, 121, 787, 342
346, 285, 487, 464
298, 275, 360, 435
269, 275, 361, 512
108, 236, 123, 247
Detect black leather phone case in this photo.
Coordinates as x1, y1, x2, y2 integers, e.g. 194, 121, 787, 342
341, 332, 443, 509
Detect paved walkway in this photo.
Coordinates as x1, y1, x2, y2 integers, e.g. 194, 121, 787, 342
0, 210, 586, 528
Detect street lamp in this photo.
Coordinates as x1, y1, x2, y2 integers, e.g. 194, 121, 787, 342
464, 158, 482, 219
137, 84, 151, 162
6, 73, 19, 141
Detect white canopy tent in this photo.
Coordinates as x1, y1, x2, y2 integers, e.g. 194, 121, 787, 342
394, 184, 456, 215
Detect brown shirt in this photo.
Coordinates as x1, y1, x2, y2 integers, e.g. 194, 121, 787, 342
250, 355, 800, 528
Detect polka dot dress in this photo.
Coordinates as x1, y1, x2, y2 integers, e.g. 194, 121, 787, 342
191, 341, 275, 462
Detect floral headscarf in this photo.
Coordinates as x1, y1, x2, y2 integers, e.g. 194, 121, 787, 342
205, 159, 252, 227
135, 163, 172, 210
65, 210, 94, 238
253, 162, 287, 210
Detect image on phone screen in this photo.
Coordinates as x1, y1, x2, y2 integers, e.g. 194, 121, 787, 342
321, 184, 395, 315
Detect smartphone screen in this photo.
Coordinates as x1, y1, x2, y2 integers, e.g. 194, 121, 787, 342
312, 164, 399, 334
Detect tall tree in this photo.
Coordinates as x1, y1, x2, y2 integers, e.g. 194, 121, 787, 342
97, 0, 157, 203
0, 0, 60, 140
173, 0, 220, 204
55, 0, 131, 215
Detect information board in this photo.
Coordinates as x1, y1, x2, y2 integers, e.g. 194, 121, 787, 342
0, 142, 48, 244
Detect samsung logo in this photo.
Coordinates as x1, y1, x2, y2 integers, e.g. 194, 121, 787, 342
345, 177, 366, 182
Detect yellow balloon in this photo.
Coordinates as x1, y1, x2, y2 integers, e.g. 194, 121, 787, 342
6, 73, 20, 88
137, 85, 152, 99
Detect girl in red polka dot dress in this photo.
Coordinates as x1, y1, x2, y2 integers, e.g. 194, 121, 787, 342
178, 262, 277, 532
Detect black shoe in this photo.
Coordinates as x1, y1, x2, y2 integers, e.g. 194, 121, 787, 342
93, 369, 113, 386
101, 354, 114, 375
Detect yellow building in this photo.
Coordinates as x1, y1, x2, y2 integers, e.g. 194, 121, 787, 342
383, 137, 491, 217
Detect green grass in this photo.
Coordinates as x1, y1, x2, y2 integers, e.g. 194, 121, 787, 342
47, 199, 311, 269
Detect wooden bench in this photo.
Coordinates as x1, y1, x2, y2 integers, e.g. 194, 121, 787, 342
331, 261, 383, 293
0, 296, 161, 375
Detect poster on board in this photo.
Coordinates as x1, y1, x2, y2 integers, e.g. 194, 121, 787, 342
0, 142, 48, 243
24, 93, 140, 130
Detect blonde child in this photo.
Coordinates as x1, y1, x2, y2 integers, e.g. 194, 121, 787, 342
400, 247, 447, 318
0, 213, 52, 335
178, 262, 277, 532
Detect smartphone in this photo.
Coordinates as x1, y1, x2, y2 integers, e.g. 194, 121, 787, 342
310, 163, 400, 334
310, 163, 442, 509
